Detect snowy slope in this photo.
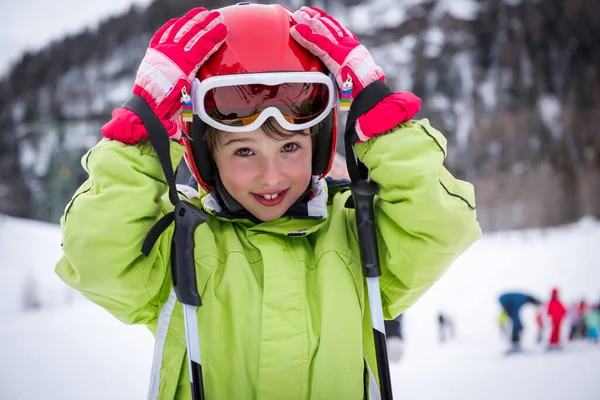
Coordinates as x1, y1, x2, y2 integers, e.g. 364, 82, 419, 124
396, 217, 599, 400
0, 215, 598, 399
0, 304, 154, 399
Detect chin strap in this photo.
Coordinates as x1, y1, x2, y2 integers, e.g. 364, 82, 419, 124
214, 174, 245, 213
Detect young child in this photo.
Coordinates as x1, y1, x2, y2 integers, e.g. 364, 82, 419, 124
55, 4, 481, 399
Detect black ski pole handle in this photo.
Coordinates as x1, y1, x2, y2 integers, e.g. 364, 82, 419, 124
171, 201, 209, 306
350, 180, 381, 278
351, 179, 394, 399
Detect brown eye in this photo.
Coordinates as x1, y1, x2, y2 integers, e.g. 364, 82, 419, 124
282, 143, 299, 153
235, 148, 254, 157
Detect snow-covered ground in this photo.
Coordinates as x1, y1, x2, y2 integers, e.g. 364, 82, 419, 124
0, 214, 598, 399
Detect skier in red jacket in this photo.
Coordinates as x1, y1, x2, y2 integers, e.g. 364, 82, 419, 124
546, 287, 567, 349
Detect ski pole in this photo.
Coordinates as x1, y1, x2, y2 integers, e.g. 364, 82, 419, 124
342, 79, 396, 399
350, 179, 394, 400
123, 94, 209, 400
172, 201, 208, 400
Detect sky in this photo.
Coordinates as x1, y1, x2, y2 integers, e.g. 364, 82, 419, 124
0, 0, 153, 76
0, 214, 598, 399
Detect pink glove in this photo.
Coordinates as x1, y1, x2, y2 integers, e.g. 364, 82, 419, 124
290, 7, 421, 143
101, 8, 228, 144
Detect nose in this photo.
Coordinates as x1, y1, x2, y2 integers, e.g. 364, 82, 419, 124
257, 156, 285, 187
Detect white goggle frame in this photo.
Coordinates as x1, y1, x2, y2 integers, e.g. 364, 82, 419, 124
191, 72, 337, 133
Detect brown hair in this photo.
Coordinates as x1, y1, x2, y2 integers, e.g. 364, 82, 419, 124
203, 118, 320, 154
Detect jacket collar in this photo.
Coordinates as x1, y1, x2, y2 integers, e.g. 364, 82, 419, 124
173, 177, 329, 237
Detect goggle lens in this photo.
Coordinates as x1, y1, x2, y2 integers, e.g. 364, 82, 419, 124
204, 82, 330, 127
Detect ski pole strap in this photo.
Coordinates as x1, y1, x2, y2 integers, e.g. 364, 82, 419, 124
344, 80, 393, 182
122, 95, 180, 207
122, 95, 181, 255
122, 95, 207, 308
141, 212, 175, 256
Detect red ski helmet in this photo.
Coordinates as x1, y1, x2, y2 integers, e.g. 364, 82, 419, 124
182, 3, 338, 192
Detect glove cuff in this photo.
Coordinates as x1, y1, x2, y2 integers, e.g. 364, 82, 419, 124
354, 92, 422, 143
101, 108, 181, 145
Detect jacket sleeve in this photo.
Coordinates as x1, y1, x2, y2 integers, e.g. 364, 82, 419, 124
55, 138, 185, 325
352, 118, 482, 318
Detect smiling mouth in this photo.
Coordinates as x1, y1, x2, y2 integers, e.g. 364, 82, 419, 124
252, 189, 288, 206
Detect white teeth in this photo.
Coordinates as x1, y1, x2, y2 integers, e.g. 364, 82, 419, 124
263, 193, 279, 200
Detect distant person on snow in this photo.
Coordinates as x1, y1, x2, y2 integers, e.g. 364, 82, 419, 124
583, 304, 600, 344
438, 311, 454, 343
546, 287, 566, 349
567, 300, 588, 341
498, 292, 541, 353
385, 313, 404, 362
498, 309, 510, 338
535, 306, 545, 343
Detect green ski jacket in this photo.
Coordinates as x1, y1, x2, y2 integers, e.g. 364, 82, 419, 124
56, 119, 481, 399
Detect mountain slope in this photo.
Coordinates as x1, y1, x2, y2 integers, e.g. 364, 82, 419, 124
0, 0, 598, 229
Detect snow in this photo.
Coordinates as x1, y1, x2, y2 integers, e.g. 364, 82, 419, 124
348, 0, 413, 34
424, 27, 446, 59
538, 94, 563, 140
521, 51, 534, 89
1, 304, 153, 399
63, 121, 104, 152
452, 51, 476, 151
1, 214, 598, 399
0, 215, 69, 316
478, 77, 498, 114
433, 0, 480, 21
18, 130, 59, 178
371, 35, 418, 91
348, 0, 479, 35
429, 93, 451, 112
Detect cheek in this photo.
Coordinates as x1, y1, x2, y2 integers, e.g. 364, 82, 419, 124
214, 156, 255, 192
285, 149, 313, 181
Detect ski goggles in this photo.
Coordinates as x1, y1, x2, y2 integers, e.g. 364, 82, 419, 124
191, 72, 337, 133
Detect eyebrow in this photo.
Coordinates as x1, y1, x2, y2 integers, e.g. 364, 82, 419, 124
222, 137, 254, 146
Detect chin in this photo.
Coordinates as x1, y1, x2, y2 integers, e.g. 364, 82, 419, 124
253, 210, 286, 222
246, 203, 289, 222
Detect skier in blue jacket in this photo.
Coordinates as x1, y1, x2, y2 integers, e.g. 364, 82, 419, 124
499, 292, 541, 352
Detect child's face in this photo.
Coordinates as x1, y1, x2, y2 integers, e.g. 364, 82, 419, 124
212, 127, 313, 221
